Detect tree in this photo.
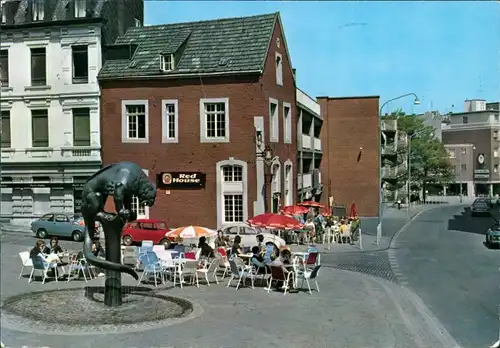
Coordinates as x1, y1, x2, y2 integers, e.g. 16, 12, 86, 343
396, 114, 454, 203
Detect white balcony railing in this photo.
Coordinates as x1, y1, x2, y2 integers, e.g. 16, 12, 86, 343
381, 119, 397, 132
381, 166, 397, 178
381, 143, 396, 155
0, 146, 101, 163
301, 134, 311, 149
313, 137, 321, 151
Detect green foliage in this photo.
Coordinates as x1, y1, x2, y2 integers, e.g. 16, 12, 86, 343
397, 114, 454, 189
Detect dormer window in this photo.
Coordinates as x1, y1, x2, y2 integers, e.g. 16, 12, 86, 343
160, 54, 174, 72
74, 0, 86, 18
32, 0, 44, 21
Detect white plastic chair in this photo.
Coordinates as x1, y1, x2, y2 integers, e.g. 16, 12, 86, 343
196, 259, 220, 286
226, 259, 255, 290
156, 250, 176, 279
67, 254, 94, 283
19, 251, 33, 279
173, 260, 199, 288
295, 265, 321, 294
29, 256, 59, 284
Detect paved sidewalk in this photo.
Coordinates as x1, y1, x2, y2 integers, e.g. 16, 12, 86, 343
0, 241, 458, 348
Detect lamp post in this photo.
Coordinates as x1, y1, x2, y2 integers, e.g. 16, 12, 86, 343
406, 129, 427, 216
377, 93, 420, 245
255, 129, 274, 213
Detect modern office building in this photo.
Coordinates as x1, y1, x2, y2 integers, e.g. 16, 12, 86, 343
98, 13, 298, 229
442, 99, 500, 196
0, 0, 143, 225
296, 88, 323, 203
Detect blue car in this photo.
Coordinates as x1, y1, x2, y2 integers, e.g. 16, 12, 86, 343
31, 213, 86, 242
486, 224, 500, 248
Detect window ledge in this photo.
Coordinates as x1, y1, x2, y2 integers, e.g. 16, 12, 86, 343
162, 137, 179, 144
1, 147, 15, 152
200, 137, 230, 144
122, 138, 149, 144
25, 147, 54, 152
61, 145, 101, 150
25, 85, 51, 91
72, 78, 89, 84
1, 86, 13, 92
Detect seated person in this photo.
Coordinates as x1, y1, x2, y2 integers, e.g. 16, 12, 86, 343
340, 220, 350, 234
198, 236, 215, 258
255, 234, 265, 253
214, 230, 227, 248
92, 241, 105, 258
230, 235, 243, 257
263, 244, 276, 265
269, 249, 295, 290
250, 246, 268, 274
30, 239, 59, 276
43, 236, 64, 255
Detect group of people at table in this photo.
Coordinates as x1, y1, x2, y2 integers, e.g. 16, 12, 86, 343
29, 237, 105, 279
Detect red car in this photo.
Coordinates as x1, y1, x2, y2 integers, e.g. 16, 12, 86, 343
121, 219, 173, 248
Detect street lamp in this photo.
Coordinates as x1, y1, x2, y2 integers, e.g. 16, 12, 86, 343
256, 129, 275, 213
377, 93, 420, 245
458, 145, 475, 203
406, 129, 430, 216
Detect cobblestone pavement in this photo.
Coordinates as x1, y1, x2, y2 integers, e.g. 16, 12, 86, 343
1, 235, 458, 348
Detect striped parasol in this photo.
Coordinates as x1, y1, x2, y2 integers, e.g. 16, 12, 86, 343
165, 226, 217, 239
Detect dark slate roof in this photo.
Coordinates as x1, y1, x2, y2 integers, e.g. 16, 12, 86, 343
3, 0, 106, 26
99, 12, 278, 79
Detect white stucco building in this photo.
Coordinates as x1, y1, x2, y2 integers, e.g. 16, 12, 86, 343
0, 0, 143, 225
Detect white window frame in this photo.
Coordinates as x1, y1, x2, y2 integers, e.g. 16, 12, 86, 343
271, 158, 281, 194
131, 169, 149, 219
161, 99, 179, 143
199, 97, 230, 143
269, 98, 279, 143
223, 194, 244, 224
216, 158, 248, 229
275, 52, 283, 86
160, 54, 174, 72
283, 102, 292, 144
283, 159, 293, 206
74, 0, 86, 18
121, 100, 149, 143
32, 0, 44, 21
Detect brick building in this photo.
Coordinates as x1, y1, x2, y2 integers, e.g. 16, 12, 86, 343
317, 96, 380, 217
442, 99, 500, 196
98, 13, 297, 229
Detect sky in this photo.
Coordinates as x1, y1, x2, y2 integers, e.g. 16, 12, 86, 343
145, 1, 500, 115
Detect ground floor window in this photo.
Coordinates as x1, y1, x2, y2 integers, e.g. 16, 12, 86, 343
224, 194, 243, 223
131, 196, 146, 216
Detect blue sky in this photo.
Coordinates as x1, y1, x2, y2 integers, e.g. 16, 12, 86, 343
145, 1, 499, 115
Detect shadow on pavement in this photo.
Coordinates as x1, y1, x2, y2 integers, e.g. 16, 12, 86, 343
447, 207, 498, 235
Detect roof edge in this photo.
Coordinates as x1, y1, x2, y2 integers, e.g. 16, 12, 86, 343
0, 17, 104, 30
317, 95, 380, 100
98, 70, 263, 82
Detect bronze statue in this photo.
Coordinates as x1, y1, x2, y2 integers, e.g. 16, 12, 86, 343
81, 162, 156, 306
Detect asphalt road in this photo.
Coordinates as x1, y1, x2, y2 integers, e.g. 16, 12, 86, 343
391, 204, 500, 348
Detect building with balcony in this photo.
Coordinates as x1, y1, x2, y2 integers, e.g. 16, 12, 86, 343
380, 118, 408, 203
296, 88, 322, 202
444, 144, 474, 197
0, 0, 143, 224
442, 99, 500, 196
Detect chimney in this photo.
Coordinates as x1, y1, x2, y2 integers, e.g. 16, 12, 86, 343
292, 68, 296, 80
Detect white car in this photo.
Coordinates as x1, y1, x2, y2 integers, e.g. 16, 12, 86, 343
220, 223, 286, 250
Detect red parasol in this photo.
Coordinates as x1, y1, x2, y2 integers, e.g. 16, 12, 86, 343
297, 200, 326, 208
281, 205, 309, 216
349, 202, 358, 218
247, 213, 304, 230
319, 206, 332, 216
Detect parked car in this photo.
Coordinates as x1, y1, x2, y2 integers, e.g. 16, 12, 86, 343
121, 219, 173, 248
31, 213, 86, 241
486, 223, 500, 248
471, 198, 492, 217
220, 223, 286, 250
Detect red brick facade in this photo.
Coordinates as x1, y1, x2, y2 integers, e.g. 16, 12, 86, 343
317, 96, 380, 217
99, 21, 297, 228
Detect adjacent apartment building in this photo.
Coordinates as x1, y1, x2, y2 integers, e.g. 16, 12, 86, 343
317, 96, 380, 217
98, 13, 297, 229
296, 88, 323, 203
442, 99, 500, 197
0, 0, 143, 225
